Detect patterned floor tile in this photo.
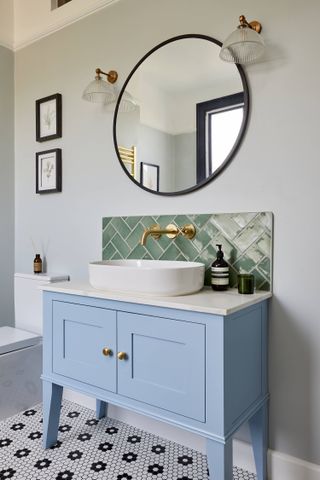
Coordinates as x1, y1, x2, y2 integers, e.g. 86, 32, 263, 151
0, 401, 256, 480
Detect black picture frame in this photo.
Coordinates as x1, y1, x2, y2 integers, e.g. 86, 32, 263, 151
140, 162, 159, 192
36, 148, 62, 194
36, 93, 62, 142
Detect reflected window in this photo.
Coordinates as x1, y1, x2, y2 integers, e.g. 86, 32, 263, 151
196, 92, 244, 182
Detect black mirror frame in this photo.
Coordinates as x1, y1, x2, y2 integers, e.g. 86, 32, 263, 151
113, 33, 249, 196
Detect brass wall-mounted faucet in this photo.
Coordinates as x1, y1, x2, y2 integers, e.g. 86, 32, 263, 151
140, 223, 196, 246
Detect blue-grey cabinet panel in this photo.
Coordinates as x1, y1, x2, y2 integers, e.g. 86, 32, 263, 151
52, 301, 116, 392
225, 307, 263, 428
117, 312, 206, 422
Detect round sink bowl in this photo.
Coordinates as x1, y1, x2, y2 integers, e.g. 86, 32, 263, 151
89, 260, 205, 296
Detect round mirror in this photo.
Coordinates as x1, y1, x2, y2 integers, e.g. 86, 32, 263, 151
113, 34, 249, 196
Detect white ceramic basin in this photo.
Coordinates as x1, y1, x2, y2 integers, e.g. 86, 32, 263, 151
89, 260, 205, 296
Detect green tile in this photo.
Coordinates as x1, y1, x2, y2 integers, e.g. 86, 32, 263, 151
110, 250, 122, 260
141, 216, 159, 229
145, 238, 164, 259
173, 215, 192, 226
233, 255, 257, 274
102, 243, 117, 260
111, 233, 130, 258
250, 268, 268, 290
244, 243, 265, 264
102, 217, 112, 229
189, 214, 212, 228
233, 223, 265, 252
155, 215, 175, 225
125, 216, 142, 229
126, 223, 145, 250
127, 244, 146, 259
195, 243, 217, 266
257, 212, 273, 230
176, 253, 188, 261
213, 215, 243, 240
110, 217, 131, 239
159, 243, 181, 261
203, 218, 219, 239
231, 212, 258, 229
192, 228, 211, 252
258, 257, 270, 277
175, 236, 200, 261
256, 233, 272, 257
259, 280, 270, 291
102, 224, 116, 247
157, 234, 172, 250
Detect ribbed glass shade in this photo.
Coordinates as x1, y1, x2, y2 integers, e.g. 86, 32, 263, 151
82, 78, 117, 103
220, 26, 265, 64
118, 91, 138, 113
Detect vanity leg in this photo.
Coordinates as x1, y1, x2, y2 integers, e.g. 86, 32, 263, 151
206, 437, 233, 480
96, 399, 108, 419
249, 403, 268, 480
42, 381, 63, 449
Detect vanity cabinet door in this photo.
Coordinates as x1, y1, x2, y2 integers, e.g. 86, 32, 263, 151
117, 312, 206, 422
52, 301, 116, 392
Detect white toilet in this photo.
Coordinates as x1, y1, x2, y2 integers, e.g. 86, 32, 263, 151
0, 273, 68, 420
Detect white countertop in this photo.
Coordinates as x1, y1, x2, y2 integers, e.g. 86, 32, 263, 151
40, 282, 272, 316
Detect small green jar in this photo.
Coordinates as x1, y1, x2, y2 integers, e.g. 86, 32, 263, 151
238, 274, 255, 294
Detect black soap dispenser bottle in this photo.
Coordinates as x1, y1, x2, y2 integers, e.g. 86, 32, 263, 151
211, 244, 229, 291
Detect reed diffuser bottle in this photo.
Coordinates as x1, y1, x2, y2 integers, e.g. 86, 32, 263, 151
33, 254, 42, 274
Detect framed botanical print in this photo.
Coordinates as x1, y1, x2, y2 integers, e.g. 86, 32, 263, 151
140, 162, 160, 192
36, 93, 62, 142
36, 149, 62, 194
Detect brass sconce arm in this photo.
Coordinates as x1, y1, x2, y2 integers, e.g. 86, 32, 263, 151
238, 15, 262, 33
95, 68, 118, 84
140, 224, 196, 246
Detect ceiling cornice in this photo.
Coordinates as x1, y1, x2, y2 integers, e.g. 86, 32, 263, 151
13, 0, 120, 51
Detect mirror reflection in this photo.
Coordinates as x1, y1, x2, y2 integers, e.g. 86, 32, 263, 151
114, 35, 248, 195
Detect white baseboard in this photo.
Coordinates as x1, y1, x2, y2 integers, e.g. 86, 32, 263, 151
64, 390, 320, 480
234, 438, 320, 480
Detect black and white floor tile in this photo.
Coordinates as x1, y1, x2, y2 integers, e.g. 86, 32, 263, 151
0, 400, 256, 480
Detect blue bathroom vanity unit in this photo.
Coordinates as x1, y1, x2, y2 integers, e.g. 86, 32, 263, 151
41, 283, 271, 480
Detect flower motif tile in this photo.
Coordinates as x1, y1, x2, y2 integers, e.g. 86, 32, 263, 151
0, 400, 257, 479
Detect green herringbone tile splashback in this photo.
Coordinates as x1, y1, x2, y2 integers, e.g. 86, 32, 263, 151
102, 212, 273, 290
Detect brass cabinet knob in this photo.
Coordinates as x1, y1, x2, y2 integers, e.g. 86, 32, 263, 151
117, 351, 127, 361
102, 347, 113, 357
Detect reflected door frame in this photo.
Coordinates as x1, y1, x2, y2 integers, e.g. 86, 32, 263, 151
196, 92, 244, 184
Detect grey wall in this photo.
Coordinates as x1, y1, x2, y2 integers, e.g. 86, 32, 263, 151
14, 0, 320, 465
174, 132, 196, 191
0, 46, 14, 327
139, 124, 174, 191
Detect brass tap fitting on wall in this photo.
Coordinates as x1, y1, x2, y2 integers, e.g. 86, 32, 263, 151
140, 223, 196, 246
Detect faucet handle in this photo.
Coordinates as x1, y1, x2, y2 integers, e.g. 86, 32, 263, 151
181, 224, 196, 239
165, 224, 179, 239
148, 224, 162, 240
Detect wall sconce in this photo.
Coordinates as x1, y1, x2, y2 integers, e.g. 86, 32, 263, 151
82, 68, 118, 103
220, 15, 265, 64
82, 67, 137, 112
